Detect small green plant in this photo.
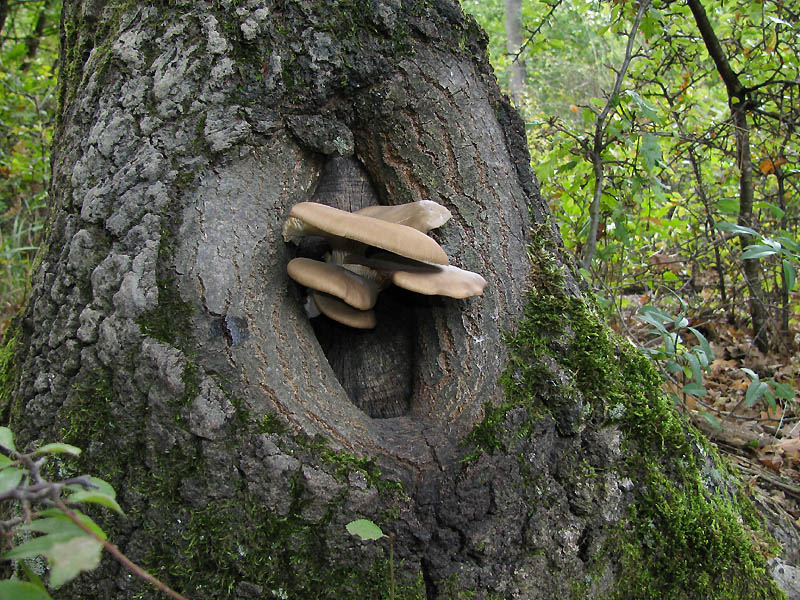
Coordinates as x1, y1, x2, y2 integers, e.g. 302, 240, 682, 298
717, 221, 800, 301
636, 301, 796, 426
346, 519, 394, 599
635, 302, 714, 401
739, 367, 796, 415
0, 427, 187, 599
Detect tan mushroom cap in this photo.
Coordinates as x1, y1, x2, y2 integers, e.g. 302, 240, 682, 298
356, 200, 452, 233
287, 258, 378, 310
391, 265, 487, 298
312, 291, 377, 329
283, 202, 449, 265
350, 253, 487, 298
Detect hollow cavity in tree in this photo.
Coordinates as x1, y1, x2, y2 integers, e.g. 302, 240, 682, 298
282, 156, 486, 419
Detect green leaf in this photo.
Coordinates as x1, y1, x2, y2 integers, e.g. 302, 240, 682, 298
700, 412, 722, 430
33, 510, 107, 540
665, 359, 683, 373
21, 516, 87, 537
49, 536, 103, 588
694, 347, 710, 370
764, 389, 777, 411
776, 236, 800, 254
7, 513, 104, 562
636, 314, 667, 335
745, 380, 768, 407
5, 535, 64, 561
717, 222, 757, 237
740, 245, 777, 260
0, 581, 53, 600
65, 478, 124, 515
717, 198, 739, 214
346, 519, 386, 541
741, 367, 759, 380
0, 468, 24, 495
33, 443, 82, 457
688, 327, 714, 364
662, 270, 679, 281
784, 260, 796, 296
686, 351, 703, 384
20, 561, 48, 591
0, 455, 14, 469
625, 90, 660, 121
0, 427, 16, 453
682, 383, 707, 397
768, 381, 796, 401
5, 514, 105, 588
641, 134, 663, 172
754, 201, 785, 219
767, 15, 793, 27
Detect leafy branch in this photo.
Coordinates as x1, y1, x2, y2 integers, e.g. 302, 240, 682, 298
0, 427, 188, 600
581, 0, 651, 269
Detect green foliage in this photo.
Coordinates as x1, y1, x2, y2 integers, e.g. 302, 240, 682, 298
0, 427, 190, 599
346, 519, 395, 600
0, 427, 121, 597
0, 1, 59, 330
466, 0, 800, 358
0, 580, 52, 600
635, 302, 714, 400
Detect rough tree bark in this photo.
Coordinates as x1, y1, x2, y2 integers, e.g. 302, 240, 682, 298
0, 1, 788, 599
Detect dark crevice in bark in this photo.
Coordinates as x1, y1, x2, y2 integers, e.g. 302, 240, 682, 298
313, 290, 419, 419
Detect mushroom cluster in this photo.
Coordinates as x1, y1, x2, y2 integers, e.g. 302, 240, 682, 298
282, 200, 487, 328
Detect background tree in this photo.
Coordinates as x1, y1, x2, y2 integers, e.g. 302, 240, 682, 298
503, 0, 527, 106
0, 0, 789, 598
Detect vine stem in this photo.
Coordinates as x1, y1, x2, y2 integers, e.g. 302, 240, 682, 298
52, 498, 189, 600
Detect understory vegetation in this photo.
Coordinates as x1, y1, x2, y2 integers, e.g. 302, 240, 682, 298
464, 0, 799, 481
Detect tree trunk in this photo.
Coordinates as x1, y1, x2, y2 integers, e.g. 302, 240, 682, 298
503, 0, 526, 106
0, 1, 785, 598
732, 102, 771, 351
687, 0, 771, 352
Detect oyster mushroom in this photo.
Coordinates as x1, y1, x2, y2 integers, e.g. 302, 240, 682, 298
355, 200, 452, 233
287, 257, 379, 310
283, 200, 486, 330
282, 202, 449, 265
311, 291, 377, 329
347, 253, 487, 299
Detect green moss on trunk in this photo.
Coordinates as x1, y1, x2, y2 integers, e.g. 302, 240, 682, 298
464, 236, 783, 599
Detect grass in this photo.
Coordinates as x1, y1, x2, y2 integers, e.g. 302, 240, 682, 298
0, 206, 45, 329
